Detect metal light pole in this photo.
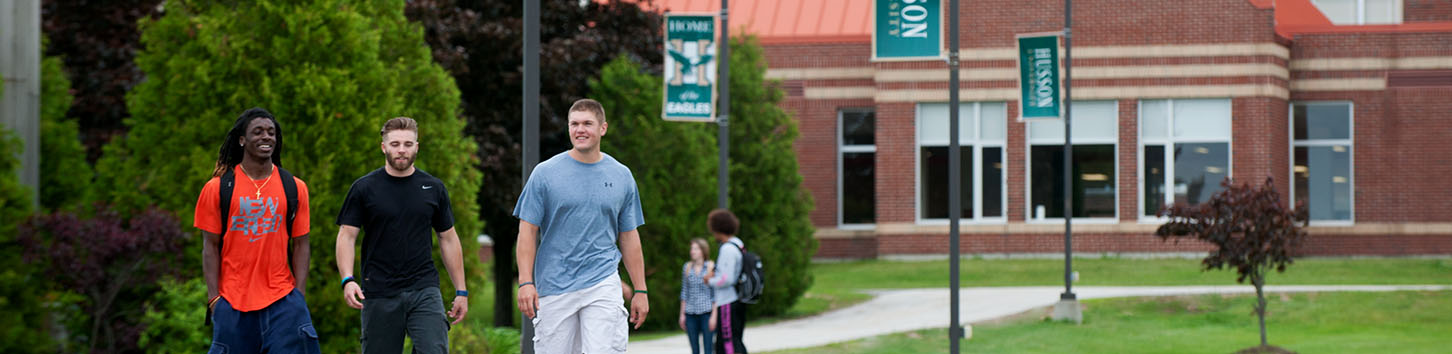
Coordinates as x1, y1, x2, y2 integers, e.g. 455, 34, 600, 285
1051, 0, 1083, 324
519, 0, 539, 352
948, 0, 964, 352
717, 0, 731, 209
1061, 0, 1075, 302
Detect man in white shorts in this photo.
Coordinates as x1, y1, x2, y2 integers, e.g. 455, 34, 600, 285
514, 98, 650, 353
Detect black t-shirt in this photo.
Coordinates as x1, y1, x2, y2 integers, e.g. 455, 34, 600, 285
337, 168, 455, 297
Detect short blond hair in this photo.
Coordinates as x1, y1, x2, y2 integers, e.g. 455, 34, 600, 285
569, 98, 606, 123
380, 117, 418, 137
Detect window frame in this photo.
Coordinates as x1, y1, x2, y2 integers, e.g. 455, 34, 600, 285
1290, 101, 1356, 226
1312, 0, 1403, 25
1024, 100, 1121, 224
914, 102, 1009, 225
838, 108, 878, 229
1136, 98, 1235, 223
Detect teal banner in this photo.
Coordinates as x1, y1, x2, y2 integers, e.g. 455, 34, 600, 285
1017, 35, 1061, 120
873, 0, 942, 60
663, 14, 718, 122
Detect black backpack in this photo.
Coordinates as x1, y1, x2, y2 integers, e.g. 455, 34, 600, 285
724, 242, 764, 304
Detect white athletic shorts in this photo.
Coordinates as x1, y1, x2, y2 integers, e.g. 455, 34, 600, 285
531, 273, 629, 353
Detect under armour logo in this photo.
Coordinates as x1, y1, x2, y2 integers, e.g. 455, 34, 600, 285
604, 182, 613, 188
422, 185, 433, 190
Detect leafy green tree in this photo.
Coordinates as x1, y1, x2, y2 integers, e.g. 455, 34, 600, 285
42, 0, 165, 160
717, 36, 818, 318
0, 115, 63, 353
138, 278, 209, 353
405, 0, 665, 326
93, 0, 483, 350
586, 35, 818, 327
591, 56, 718, 329
39, 41, 93, 211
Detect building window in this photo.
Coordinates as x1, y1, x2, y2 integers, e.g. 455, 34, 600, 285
1312, 0, 1402, 25
1292, 102, 1354, 223
1140, 99, 1232, 218
1027, 101, 1117, 220
916, 102, 1006, 222
840, 109, 876, 226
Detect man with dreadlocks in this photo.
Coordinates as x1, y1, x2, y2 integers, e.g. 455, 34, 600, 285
193, 107, 321, 353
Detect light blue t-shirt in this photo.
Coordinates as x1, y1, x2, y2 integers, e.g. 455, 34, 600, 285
514, 152, 645, 297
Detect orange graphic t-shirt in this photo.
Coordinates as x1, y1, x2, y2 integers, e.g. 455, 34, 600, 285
194, 164, 311, 312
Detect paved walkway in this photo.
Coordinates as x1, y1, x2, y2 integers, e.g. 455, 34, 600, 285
628, 285, 1452, 353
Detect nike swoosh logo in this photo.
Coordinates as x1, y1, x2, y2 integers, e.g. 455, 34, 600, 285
249, 237, 264, 243
422, 185, 433, 190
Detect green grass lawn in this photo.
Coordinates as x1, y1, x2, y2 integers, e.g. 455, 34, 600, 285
630, 258, 1452, 342
766, 290, 1452, 353
790, 257, 1452, 321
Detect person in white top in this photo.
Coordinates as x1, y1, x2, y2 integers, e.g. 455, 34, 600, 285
703, 209, 748, 354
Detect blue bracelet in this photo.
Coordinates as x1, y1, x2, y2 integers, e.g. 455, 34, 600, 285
518, 281, 535, 289
341, 276, 356, 288
456, 290, 469, 297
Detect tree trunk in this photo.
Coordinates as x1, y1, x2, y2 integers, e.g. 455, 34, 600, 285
493, 232, 517, 327
1254, 272, 1268, 347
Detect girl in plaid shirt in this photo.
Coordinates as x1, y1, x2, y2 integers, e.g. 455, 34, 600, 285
679, 238, 717, 354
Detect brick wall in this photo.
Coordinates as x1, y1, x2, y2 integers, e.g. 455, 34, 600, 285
1406, 0, 1452, 22
752, 1, 1452, 258
875, 102, 918, 223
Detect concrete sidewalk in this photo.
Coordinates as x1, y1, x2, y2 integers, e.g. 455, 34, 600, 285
627, 285, 1452, 353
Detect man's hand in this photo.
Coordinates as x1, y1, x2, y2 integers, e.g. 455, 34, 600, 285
708, 314, 717, 331
629, 292, 650, 329
449, 295, 468, 325
343, 282, 366, 310
678, 313, 686, 330
518, 284, 539, 319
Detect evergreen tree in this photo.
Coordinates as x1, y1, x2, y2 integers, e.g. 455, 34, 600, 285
716, 36, 817, 318
587, 35, 818, 327
39, 40, 92, 211
591, 56, 718, 329
94, 0, 483, 349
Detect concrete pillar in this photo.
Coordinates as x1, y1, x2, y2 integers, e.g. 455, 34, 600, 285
0, 0, 42, 205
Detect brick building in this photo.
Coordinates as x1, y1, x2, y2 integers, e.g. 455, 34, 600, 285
655, 0, 1452, 258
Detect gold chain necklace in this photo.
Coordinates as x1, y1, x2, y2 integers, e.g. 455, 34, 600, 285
243, 165, 273, 198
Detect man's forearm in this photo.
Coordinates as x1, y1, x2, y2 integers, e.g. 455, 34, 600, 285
203, 233, 221, 299
620, 231, 647, 291
516, 233, 537, 283
438, 229, 467, 291
336, 227, 358, 278
291, 235, 310, 293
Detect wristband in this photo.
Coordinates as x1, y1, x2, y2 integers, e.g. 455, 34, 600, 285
518, 281, 534, 289
633, 289, 648, 295
208, 295, 222, 309
455, 290, 469, 297
341, 276, 356, 288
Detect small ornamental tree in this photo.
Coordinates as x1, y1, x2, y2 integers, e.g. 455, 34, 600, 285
1155, 177, 1308, 350
18, 206, 190, 352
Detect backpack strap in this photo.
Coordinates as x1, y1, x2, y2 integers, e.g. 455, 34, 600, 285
218, 170, 235, 245
724, 241, 746, 282
278, 167, 298, 236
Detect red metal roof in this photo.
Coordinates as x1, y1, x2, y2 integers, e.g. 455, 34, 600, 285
626, 0, 1452, 44
646, 0, 872, 43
